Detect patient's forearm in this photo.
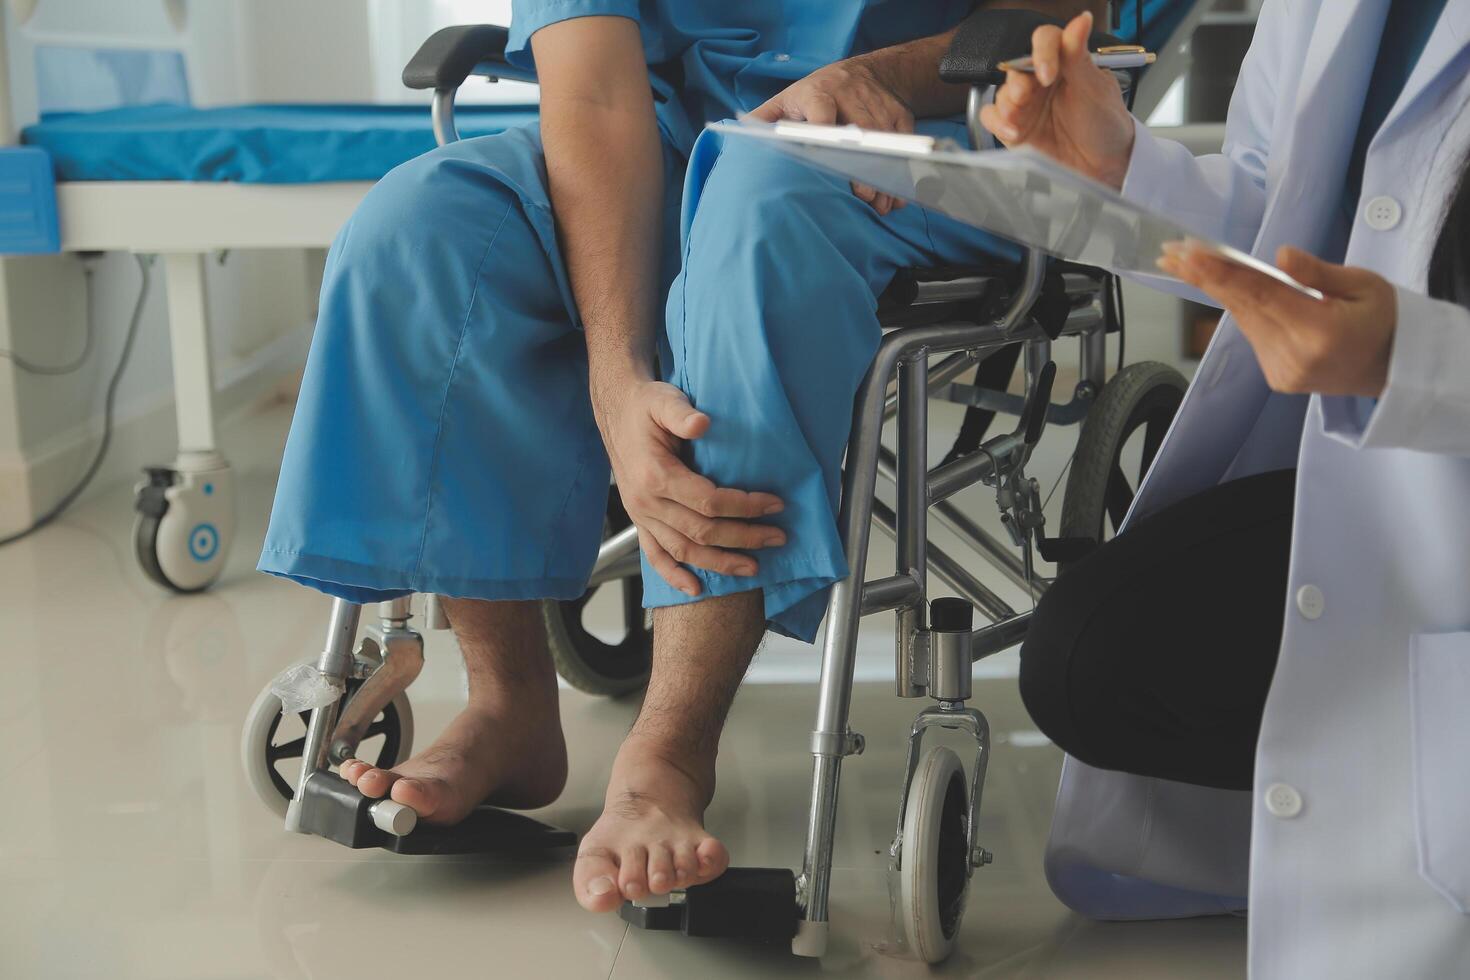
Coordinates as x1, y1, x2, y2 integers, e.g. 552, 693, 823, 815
541, 100, 663, 402
533, 18, 664, 415
850, 0, 1108, 119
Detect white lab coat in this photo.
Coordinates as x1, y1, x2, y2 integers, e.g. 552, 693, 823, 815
1042, 1, 1470, 976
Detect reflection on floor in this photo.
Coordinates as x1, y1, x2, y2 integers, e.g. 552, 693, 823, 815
0, 395, 1242, 979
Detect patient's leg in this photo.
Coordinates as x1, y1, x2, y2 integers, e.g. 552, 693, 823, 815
340, 597, 568, 824
572, 591, 765, 911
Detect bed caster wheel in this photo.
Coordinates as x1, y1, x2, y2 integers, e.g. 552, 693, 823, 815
134, 456, 234, 592
241, 670, 414, 818
897, 745, 971, 964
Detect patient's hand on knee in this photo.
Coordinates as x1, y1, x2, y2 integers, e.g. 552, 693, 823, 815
594, 380, 787, 596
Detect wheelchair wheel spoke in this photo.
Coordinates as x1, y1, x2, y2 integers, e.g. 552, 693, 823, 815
1106, 463, 1134, 527
268, 736, 306, 763
363, 719, 390, 739
1142, 418, 1168, 474
621, 581, 640, 629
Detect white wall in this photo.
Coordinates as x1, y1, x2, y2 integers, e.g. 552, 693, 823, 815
233, 0, 373, 105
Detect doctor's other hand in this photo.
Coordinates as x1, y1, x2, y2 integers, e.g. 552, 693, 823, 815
595, 380, 787, 597
748, 58, 914, 215
978, 11, 1136, 191
1159, 243, 1397, 398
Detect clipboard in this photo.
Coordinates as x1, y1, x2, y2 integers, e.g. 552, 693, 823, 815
708, 119, 1324, 301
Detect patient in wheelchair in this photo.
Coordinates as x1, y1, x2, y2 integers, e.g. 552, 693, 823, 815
260, 0, 1102, 910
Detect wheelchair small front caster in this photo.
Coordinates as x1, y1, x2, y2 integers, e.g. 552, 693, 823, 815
897, 745, 971, 963
890, 597, 992, 964
240, 670, 414, 817
134, 454, 234, 592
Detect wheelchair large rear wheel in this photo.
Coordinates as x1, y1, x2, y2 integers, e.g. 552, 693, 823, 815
543, 489, 653, 697
1059, 361, 1187, 566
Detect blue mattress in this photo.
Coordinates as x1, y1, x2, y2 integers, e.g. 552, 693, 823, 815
21, 103, 540, 184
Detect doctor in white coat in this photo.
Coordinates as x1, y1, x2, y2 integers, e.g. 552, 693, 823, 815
981, 2, 1470, 976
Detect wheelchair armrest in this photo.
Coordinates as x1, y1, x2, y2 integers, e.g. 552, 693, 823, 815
939, 9, 1126, 88
403, 24, 537, 91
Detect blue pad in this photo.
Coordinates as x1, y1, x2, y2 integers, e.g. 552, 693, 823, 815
0, 147, 61, 254
21, 103, 539, 184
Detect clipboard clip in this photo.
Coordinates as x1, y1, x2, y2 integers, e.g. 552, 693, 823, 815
769, 121, 943, 154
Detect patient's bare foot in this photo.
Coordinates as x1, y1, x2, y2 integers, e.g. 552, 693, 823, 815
573, 732, 730, 912
340, 699, 568, 824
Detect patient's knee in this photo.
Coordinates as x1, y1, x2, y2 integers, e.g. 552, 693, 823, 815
691, 139, 850, 259
340, 147, 523, 269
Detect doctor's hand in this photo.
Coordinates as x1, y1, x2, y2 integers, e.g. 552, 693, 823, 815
978, 11, 1136, 191
749, 59, 915, 215
1159, 243, 1397, 398
596, 380, 787, 597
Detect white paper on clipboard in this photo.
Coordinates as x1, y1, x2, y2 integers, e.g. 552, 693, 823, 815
709, 119, 1324, 301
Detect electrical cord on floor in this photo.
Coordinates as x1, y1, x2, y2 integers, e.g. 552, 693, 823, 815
0, 253, 153, 548
0, 261, 98, 375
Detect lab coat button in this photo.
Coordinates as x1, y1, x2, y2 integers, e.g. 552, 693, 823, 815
1264, 781, 1299, 822
1296, 584, 1324, 620
1364, 196, 1403, 231
1265, 782, 1303, 818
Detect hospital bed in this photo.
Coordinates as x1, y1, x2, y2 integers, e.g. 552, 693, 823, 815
236, 2, 1229, 964
0, 2, 534, 588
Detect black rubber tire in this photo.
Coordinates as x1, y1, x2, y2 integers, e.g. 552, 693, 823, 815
1059, 361, 1187, 568
542, 489, 652, 697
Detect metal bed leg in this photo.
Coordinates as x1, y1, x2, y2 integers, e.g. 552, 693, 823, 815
162, 252, 220, 460
134, 252, 234, 591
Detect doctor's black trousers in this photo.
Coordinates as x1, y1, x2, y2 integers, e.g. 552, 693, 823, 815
1019, 468, 1297, 792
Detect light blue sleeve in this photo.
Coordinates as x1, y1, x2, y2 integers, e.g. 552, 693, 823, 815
506, 0, 641, 72
1320, 288, 1470, 457
1114, 0, 1286, 305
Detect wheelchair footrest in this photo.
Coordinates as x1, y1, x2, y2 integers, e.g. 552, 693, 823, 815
619, 867, 798, 942
297, 772, 576, 854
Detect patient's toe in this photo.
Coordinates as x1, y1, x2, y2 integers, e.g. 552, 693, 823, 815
574, 849, 624, 913
340, 759, 369, 786
355, 766, 398, 799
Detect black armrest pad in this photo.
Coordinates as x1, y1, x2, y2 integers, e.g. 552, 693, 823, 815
939, 9, 1125, 87
403, 24, 518, 90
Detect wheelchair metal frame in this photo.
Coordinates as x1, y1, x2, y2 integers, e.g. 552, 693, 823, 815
282, 49, 1115, 956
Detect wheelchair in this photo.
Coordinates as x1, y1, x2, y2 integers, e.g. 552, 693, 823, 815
241, 13, 1189, 964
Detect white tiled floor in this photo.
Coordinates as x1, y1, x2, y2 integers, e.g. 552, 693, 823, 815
0, 374, 1243, 979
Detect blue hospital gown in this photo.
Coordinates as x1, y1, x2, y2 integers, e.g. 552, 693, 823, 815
259, 0, 1187, 641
